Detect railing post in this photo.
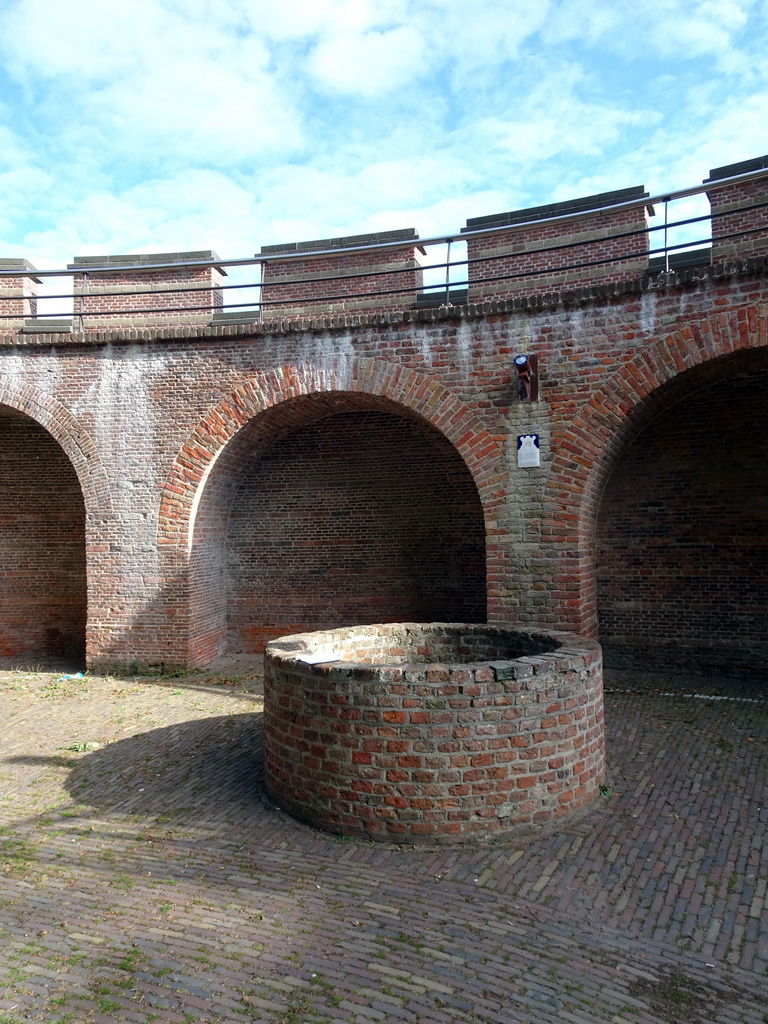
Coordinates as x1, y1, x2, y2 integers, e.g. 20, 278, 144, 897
663, 198, 670, 273
443, 239, 452, 306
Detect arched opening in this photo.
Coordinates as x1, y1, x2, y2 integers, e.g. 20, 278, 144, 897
189, 396, 487, 664
0, 406, 87, 668
596, 348, 768, 677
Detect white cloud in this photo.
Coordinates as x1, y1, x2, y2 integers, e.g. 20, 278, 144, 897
92, 60, 301, 165
544, 0, 757, 63
0, 0, 303, 166
0, 119, 32, 169
302, 0, 553, 97
0, 0, 765, 279
252, 0, 412, 39
414, 0, 553, 75
0, 0, 167, 81
21, 171, 257, 260
471, 63, 656, 167
309, 24, 425, 95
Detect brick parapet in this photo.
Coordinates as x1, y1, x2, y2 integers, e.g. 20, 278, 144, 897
264, 623, 604, 843
2, 161, 768, 339
705, 157, 768, 262
1, 254, 765, 349
67, 250, 225, 328
461, 187, 653, 300
260, 228, 425, 319
0, 259, 40, 322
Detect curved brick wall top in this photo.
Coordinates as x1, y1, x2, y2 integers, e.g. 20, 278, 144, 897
268, 622, 562, 666
3, 157, 766, 341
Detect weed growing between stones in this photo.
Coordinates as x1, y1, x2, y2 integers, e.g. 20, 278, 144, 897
628, 967, 721, 1022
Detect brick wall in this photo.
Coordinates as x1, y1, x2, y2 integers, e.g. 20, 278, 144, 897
69, 251, 225, 328
0, 408, 86, 663
0, 261, 761, 676
706, 157, 768, 263
461, 187, 652, 301
597, 355, 768, 674
0, 260, 39, 323
0, 158, 764, 680
226, 411, 486, 653
260, 229, 424, 319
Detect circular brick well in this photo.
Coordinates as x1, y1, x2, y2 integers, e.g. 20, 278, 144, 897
264, 623, 604, 843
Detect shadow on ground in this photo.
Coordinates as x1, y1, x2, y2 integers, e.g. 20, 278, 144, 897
0, 668, 767, 1022
10, 712, 266, 822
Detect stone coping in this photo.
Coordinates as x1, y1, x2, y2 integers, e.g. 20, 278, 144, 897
462, 186, 649, 232
705, 153, 768, 183
68, 250, 226, 273
260, 228, 420, 255
266, 622, 598, 678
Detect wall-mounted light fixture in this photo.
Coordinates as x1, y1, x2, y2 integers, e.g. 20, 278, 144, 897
513, 353, 538, 401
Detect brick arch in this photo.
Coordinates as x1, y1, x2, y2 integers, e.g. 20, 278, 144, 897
159, 357, 504, 549
0, 375, 111, 515
544, 305, 767, 635
159, 357, 506, 666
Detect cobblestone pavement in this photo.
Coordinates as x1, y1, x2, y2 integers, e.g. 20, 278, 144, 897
0, 663, 767, 1023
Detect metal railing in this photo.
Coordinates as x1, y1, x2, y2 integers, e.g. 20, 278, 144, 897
1, 164, 766, 324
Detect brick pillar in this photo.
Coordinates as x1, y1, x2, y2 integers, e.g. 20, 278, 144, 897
461, 187, 652, 302
68, 250, 225, 329
0, 259, 40, 328
259, 229, 424, 320
704, 155, 768, 263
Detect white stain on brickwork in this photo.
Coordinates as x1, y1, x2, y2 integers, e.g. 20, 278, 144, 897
73, 345, 168, 575
453, 319, 476, 375
0, 351, 28, 384
76, 345, 162, 463
638, 290, 661, 338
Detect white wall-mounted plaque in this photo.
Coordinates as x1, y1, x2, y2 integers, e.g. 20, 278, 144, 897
517, 434, 540, 468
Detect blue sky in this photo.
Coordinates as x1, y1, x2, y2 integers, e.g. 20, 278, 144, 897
0, 0, 767, 287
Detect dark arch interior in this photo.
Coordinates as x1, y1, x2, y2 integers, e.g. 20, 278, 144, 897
190, 404, 486, 663
0, 407, 87, 668
596, 350, 768, 677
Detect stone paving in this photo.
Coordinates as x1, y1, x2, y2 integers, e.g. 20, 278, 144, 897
0, 663, 766, 1023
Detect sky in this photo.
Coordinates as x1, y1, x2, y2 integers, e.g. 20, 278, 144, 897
0, 0, 767, 306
